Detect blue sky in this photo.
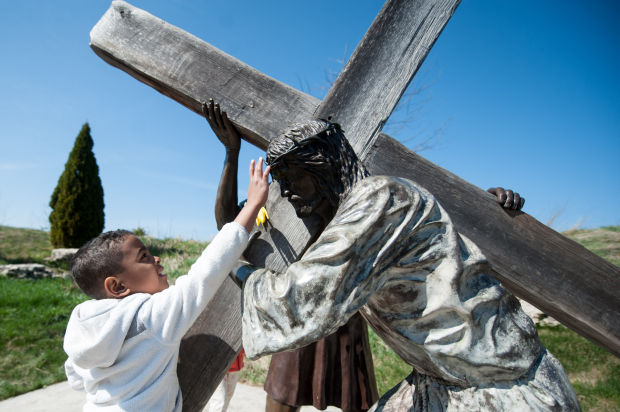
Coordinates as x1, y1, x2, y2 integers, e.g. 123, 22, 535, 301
1, 0, 618, 241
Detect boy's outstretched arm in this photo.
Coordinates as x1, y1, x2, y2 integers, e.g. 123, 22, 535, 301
144, 156, 268, 342
203, 99, 242, 230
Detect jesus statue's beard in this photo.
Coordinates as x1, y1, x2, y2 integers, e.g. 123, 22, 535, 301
295, 205, 314, 218
290, 196, 323, 219
292, 202, 315, 218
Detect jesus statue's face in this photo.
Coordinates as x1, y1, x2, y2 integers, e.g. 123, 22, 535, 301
270, 160, 335, 224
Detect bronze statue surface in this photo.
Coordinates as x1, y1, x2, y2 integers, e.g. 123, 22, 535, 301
239, 119, 579, 411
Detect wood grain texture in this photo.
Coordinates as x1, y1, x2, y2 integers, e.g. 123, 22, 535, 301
177, 276, 242, 411
90, 0, 319, 151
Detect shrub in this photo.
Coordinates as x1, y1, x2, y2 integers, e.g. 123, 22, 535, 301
49, 123, 104, 247
132, 227, 147, 237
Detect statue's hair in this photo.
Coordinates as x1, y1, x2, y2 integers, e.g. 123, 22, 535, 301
266, 119, 369, 207
70, 229, 133, 299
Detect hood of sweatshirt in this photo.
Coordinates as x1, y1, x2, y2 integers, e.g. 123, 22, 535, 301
63, 293, 151, 369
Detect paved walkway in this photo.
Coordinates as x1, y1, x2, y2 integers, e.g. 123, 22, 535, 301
0, 381, 340, 412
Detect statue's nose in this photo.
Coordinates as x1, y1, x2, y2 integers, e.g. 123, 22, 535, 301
279, 181, 291, 197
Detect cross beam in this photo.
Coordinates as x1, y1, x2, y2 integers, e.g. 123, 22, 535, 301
91, 1, 620, 409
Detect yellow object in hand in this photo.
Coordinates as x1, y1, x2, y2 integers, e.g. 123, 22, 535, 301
256, 206, 269, 227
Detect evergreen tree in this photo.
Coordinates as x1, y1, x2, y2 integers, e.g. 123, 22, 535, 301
49, 123, 105, 247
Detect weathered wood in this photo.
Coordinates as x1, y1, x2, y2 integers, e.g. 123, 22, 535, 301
177, 276, 242, 411
90, 6, 620, 410
90, 0, 319, 151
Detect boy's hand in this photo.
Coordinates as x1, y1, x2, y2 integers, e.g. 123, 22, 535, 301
234, 158, 270, 233
247, 158, 270, 209
487, 187, 525, 210
203, 99, 241, 153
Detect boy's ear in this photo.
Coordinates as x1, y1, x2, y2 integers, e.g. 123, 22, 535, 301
104, 276, 131, 298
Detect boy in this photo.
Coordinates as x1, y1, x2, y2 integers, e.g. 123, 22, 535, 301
63, 158, 270, 411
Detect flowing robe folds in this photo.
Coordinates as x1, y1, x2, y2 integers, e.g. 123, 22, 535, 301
241, 176, 579, 410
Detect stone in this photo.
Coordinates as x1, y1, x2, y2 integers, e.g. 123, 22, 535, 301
50, 248, 79, 262
0, 263, 55, 279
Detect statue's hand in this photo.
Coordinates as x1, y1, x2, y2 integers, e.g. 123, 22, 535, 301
487, 187, 525, 210
203, 98, 241, 152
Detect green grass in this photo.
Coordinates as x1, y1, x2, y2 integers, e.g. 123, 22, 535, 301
239, 354, 271, 385
565, 226, 620, 266
0, 224, 618, 410
0, 225, 53, 265
367, 328, 412, 395
538, 325, 620, 411
0, 277, 87, 399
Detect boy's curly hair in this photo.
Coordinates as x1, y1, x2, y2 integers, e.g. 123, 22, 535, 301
70, 230, 133, 299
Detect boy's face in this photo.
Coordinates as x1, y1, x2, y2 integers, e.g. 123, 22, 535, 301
108, 235, 169, 296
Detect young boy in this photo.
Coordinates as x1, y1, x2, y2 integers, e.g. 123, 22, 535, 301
63, 158, 270, 411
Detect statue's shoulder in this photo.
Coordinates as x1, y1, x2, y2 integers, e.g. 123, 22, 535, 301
349, 175, 393, 196
338, 176, 431, 222
353, 175, 434, 204
355, 175, 422, 192
342, 176, 398, 208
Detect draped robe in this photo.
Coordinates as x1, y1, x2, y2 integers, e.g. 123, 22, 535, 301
241, 176, 579, 411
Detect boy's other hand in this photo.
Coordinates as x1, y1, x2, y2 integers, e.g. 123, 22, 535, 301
203, 99, 241, 153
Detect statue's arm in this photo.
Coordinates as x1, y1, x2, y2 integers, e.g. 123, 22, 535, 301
203, 99, 242, 229
240, 178, 423, 358
241, 224, 374, 358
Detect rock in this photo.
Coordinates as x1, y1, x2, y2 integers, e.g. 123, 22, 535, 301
0, 263, 55, 279
519, 299, 560, 327
49, 248, 79, 262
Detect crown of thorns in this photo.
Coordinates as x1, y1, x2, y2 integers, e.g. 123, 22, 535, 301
266, 119, 342, 167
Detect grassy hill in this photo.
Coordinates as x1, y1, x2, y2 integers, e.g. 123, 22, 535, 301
0, 224, 618, 410
565, 226, 620, 266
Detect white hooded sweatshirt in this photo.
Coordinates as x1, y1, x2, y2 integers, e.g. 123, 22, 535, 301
63, 222, 248, 412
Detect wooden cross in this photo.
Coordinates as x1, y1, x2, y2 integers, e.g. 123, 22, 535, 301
91, 1, 620, 410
